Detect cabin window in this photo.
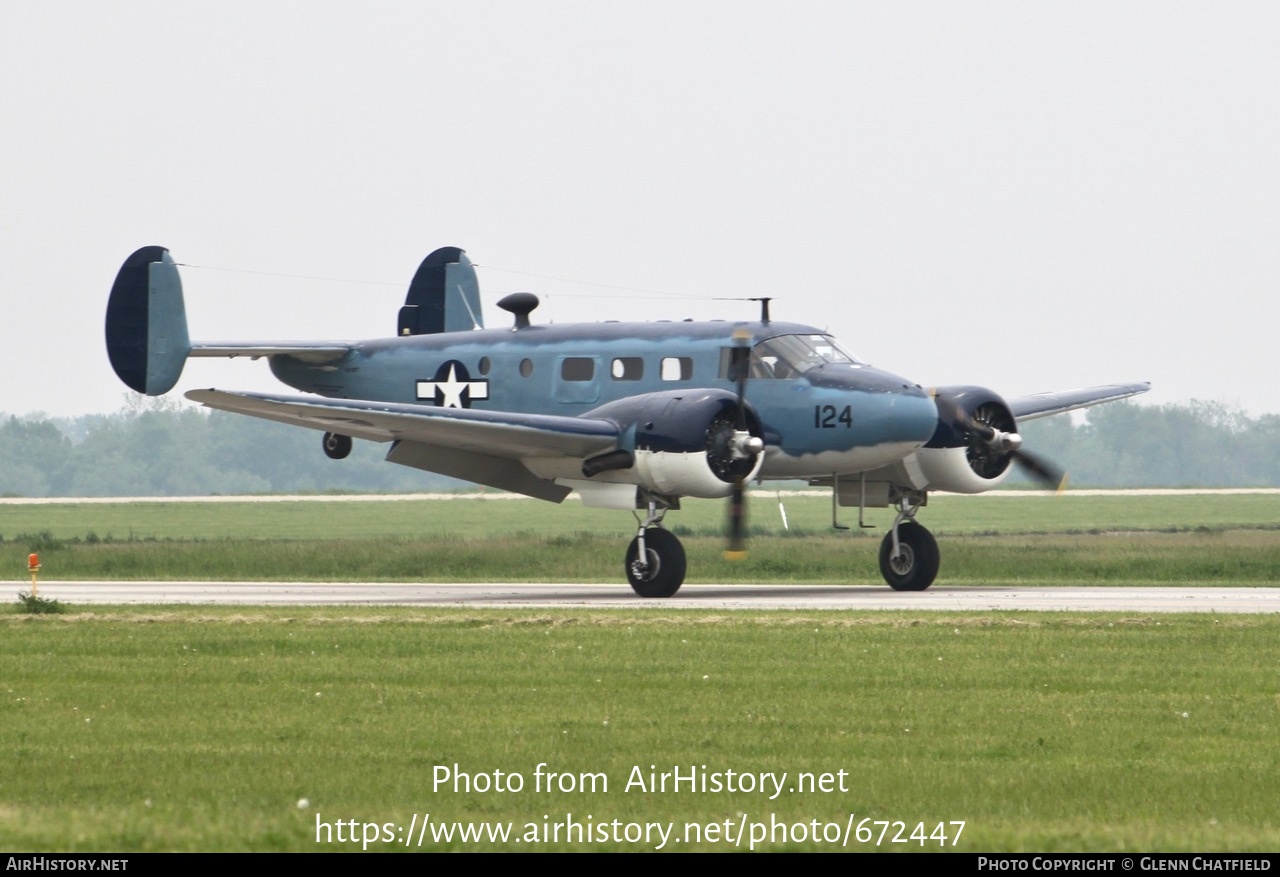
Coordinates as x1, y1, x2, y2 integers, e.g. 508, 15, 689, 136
561, 357, 595, 382
661, 357, 692, 381
477, 356, 490, 376
519, 358, 534, 378
611, 357, 643, 381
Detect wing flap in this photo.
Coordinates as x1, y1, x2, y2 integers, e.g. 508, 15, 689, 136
1009, 382, 1151, 421
385, 441, 572, 502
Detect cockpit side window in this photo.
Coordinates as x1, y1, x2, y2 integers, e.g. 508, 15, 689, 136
750, 335, 863, 379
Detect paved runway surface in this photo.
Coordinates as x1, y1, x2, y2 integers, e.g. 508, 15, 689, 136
31, 582, 1280, 613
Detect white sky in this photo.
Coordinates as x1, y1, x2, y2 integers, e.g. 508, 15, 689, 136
4, 1, 1278, 417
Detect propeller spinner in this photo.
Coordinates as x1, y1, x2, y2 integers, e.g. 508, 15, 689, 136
961, 403, 1066, 491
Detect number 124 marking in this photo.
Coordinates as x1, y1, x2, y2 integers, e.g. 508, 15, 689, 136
814, 404, 853, 429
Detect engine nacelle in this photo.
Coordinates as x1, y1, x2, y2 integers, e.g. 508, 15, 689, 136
583, 389, 764, 499
905, 386, 1019, 494
908, 445, 1008, 494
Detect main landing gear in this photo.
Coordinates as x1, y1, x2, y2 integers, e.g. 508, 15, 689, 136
625, 501, 687, 598
878, 497, 939, 591
618, 494, 940, 597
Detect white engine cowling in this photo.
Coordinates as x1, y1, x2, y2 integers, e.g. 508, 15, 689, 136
909, 445, 1011, 494
581, 389, 764, 499
901, 386, 1019, 494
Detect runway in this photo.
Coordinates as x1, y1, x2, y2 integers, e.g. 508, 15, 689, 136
30, 582, 1280, 613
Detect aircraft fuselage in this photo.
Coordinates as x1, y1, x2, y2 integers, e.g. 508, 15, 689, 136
267, 319, 940, 480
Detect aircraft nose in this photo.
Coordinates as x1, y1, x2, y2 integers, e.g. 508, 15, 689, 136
870, 372, 937, 443
807, 364, 937, 443
809, 363, 929, 398
896, 381, 941, 443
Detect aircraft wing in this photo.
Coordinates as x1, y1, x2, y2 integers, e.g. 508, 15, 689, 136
186, 389, 626, 502
185, 389, 620, 458
1008, 382, 1151, 421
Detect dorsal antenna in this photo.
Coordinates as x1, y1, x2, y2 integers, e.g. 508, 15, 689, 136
497, 292, 539, 330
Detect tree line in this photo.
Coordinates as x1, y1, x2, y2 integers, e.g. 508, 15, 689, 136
1013, 399, 1280, 488
1, 397, 1277, 497
0, 397, 460, 497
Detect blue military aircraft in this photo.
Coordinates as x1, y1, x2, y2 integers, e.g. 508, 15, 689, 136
106, 245, 1148, 597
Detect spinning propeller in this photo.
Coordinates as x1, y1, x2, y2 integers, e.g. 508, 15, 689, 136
724, 329, 763, 559
958, 404, 1067, 492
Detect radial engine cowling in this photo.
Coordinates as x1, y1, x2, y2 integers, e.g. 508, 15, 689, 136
909, 386, 1020, 494
584, 389, 764, 499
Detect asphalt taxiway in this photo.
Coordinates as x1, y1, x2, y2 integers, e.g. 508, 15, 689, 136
29, 582, 1280, 613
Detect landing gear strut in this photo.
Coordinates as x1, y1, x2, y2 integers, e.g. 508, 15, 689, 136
878, 496, 939, 591
323, 432, 352, 460
625, 501, 686, 598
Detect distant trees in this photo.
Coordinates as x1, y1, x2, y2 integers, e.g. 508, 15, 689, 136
0, 416, 73, 496
1, 397, 1278, 497
0, 397, 462, 497
1014, 400, 1280, 487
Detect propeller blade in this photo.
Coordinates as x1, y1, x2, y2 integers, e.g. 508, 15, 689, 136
731, 337, 749, 430
725, 327, 752, 560
1012, 449, 1068, 492
725, 478, 747, 560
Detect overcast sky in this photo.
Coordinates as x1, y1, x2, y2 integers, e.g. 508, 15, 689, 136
4, 1, 1278, 418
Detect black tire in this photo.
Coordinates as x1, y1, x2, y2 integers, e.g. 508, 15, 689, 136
625, 528, 687, 598
323, 432, 352, 460
878, 521, 939, 591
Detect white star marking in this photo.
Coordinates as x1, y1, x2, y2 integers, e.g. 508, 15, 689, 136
437, 363, 466, 408
416, 364, 489, 408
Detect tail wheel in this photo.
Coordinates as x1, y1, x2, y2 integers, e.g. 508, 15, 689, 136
323, 432, 353, 460
625, 528, 686, 598
878, 521, 939, 591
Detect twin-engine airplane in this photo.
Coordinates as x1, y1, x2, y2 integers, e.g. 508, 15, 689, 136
106, 245, 1148, 597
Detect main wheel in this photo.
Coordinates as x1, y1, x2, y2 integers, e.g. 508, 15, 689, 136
323, 432, 352, 460
878, 521, 939, 591
625, 528, 687, 598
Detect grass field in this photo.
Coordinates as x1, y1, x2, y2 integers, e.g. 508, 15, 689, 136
6, 491, 1280, 541
2, 609, 1278, 852
3, 492, 1280, 585
1, 493, 1277, 852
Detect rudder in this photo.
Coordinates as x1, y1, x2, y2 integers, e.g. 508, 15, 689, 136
397, 246, 483, 335
105, 246, 191, 395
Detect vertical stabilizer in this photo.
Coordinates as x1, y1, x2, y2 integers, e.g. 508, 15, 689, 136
105, 246, 192, 395
397, 246, 484, 335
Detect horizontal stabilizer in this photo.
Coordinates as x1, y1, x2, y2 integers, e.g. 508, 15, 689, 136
105, 246, 191, 395
189, 342, 351, 363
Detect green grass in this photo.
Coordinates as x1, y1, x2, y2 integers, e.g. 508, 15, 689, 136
3, 492, 1280, 542
5, 530, 1280, 585
1, 494, 1276, 851
1, 609, 1277, 851
14, 590, 66, 614
3, 493, 1280, 584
